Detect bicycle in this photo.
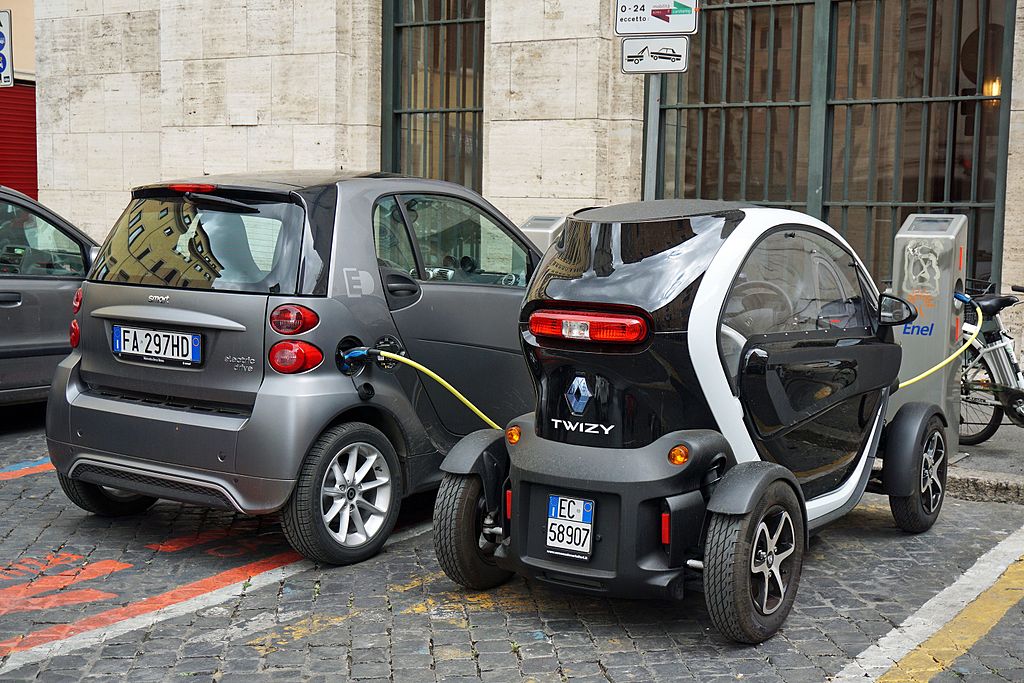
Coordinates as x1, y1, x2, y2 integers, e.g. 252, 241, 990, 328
959, 281, 1024, 445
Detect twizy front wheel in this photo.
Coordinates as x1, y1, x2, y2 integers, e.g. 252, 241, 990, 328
704, 481, 804, 643
890, 416, 946, 533
433, 473, 513, 589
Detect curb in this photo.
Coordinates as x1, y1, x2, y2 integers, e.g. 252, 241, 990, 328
948, 467, 1024, 506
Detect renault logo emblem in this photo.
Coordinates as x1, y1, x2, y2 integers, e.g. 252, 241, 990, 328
565, 376, 592, 415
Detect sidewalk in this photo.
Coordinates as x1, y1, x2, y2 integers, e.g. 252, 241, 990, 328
950, 425, 1024, 505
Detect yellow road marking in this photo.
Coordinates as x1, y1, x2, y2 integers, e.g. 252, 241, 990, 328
247, 612, 360, 656
386, 570, 445, 593
878, 556, 1024, 682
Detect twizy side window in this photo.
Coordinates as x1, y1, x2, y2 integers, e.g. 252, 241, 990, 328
718, 228, 871, 383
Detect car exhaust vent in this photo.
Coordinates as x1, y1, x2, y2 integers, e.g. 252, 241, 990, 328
84, 387, 251, 418
72, 463, 236, 511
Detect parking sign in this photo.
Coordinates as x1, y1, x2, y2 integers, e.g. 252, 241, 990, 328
0, 10, 12, 87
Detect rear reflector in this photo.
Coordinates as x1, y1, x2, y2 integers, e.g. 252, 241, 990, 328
505, 489, 512, 520
661, 512, 670, 545
166, 183, 216, 193
270, 304, 319, 335
69, 319, 80, 349
529, 309, 648, 343
268, 341, 323, 374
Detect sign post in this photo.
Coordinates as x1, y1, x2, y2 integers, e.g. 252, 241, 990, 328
0, 9, 12, 88
614, 1, 698, 200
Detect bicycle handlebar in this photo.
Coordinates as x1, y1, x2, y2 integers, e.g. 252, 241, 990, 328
1012, 285, 1024, 293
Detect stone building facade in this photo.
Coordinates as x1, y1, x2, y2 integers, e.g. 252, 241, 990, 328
31, 0, 1024, 302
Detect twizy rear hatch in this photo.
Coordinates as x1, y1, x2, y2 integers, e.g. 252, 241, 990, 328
521, 200, 749, 448
78, 182, 325, 410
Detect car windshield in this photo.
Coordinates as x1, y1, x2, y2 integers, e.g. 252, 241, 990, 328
89, 195, 307, 295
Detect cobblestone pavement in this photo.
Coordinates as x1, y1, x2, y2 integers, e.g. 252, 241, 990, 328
1, 403, 1023, 682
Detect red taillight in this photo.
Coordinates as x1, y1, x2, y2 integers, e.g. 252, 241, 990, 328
661, 512, 670, 545
268, 341, 323, 374
72, 287, 82, 314
528, 309, 648, 343
166, 183, 216, 193
270, 304, 320, 335
69, 319, 80, 348
505, 489, 513, 520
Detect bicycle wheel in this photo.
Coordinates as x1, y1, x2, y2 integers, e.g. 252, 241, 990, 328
960, 347, 1003, 446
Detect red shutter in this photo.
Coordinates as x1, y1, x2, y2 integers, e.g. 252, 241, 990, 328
0, 83, 37, 199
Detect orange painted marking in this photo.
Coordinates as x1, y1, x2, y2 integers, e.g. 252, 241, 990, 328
0, 463, 54, 481
0, 559, 131, 616
0, 551, 301, 656
145, 529, 236, 552
0, 553, 85, 581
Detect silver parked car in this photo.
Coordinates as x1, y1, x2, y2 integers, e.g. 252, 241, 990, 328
46, 172, 540, 564
0, 186, 97, 405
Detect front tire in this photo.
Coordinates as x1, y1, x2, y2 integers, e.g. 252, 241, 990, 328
704, 481, 805, 644
281, 422, 403, 565
433, 473, 513, 590
57, 472, 157, 516
890, 416, 947, 533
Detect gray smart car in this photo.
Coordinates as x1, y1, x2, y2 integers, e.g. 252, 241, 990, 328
46, 172, 540, 564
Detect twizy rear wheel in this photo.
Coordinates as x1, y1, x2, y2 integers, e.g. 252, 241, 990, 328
890, 416, 947, 533
433, 473, 513, 590
704, 481, 804, 643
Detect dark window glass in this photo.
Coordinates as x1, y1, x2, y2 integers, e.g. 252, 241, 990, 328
386, 0, 485, 190
90, 196, 307, 294
0, 200, 86, 278
399, 194, 527, 288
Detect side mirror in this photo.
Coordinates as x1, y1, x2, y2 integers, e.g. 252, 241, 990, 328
878, 293, 917, 326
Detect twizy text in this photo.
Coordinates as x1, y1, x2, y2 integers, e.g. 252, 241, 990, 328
550, 419, 615, 435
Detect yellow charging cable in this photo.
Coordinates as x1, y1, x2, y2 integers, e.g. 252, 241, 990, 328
374, 349, 502, 430
897, 302, 983, 390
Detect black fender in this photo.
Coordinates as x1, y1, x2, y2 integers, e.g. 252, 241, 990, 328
439, 429, 509, 513
879, 402, 946, 497
706, 461, 808, 547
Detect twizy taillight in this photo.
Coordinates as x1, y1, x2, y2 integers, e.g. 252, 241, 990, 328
270, 304, 319, 335
528, 309, 648, 343
72, 287, 83, 314
268, 341, 323, 373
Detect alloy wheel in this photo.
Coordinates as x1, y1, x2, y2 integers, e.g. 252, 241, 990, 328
320, 442, 392, 547
920, 430, 946, 515
749, 507, 797, 616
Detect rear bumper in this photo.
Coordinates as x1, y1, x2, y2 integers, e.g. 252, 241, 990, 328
48, 439, 293, 514
494, 415, 733, 599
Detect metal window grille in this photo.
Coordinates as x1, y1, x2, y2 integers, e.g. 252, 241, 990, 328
382, 0, 485, 191
656, 0, 1014, 283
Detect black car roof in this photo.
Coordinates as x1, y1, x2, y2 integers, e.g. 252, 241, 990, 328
132, 170, 417, 194
573, 199, 754, 223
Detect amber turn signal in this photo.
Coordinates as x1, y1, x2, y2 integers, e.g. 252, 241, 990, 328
667, 444, 689, 466
506, 426, 521, 445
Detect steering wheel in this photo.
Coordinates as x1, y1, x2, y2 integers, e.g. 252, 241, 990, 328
730, 280, 794, 327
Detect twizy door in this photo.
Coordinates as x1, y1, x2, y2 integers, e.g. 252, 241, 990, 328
718, 228, 901, 500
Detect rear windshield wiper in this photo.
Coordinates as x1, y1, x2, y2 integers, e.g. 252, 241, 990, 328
183, 192, 259, 214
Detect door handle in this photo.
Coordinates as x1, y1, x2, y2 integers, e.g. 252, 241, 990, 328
0, 292, 21, 307
385, 275, 420, 296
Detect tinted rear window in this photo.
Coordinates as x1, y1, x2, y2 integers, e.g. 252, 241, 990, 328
90, 196, 307, 294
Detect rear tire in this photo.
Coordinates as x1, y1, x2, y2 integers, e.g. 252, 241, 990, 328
960, 348, 1002, 446
57, 472, 157, 516
433, 473, 513, 590
281, 422, 403, 565
890, 416, 946, 533
704, 481, 804, 644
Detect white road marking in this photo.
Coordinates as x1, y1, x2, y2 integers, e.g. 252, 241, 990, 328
832, 523, 1024, 681
184, 610, 307, 647
0, 521, 432, 675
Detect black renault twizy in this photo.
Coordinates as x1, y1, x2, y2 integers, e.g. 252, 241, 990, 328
432, 200, 947, 643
